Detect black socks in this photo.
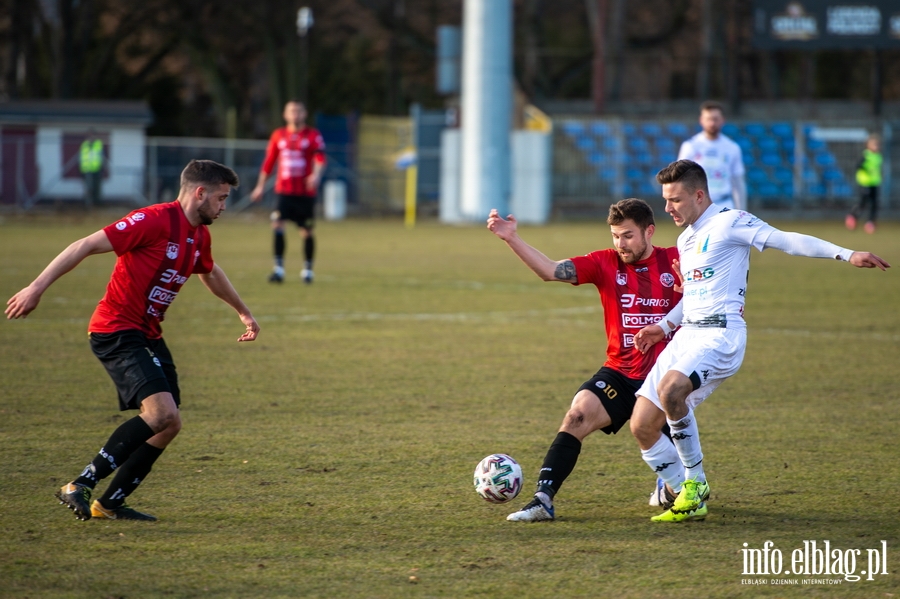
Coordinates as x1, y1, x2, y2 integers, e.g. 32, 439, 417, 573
74, 416, 155, 489
536, 432, 582, 498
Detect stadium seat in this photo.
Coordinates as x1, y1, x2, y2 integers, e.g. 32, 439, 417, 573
773, 167, 792, 184
814, 152, 836, 167
586, 151, 605, 166
598, 166, 616, 181
821, 167, 845, 182
601, 136, 619, 150
747, 170, 768, 185
807, 183, 826, 196
622, 123, 637, 136
758, 137, 779, 152
781, 138, 795, 153
802, 168, 819, 184
576, 137, 595, 151
742, 152, 755, 167
806, 138, 826, 152
627, 137, 650, 152
561, 121, 585, 137
760, 153, 781, 167
771, 122, 793, 139
666, 123, 690, 138
780, 183, 794, 197
743, 122, 767, 137
641, 123, 663, 138
634, 151, 654, 165
736, 138, 753, 153
722, 123, 740, 138
590, 122, 612, 137
830, 182, 853, 197
758, 182, 780, 197
625, 167, 643, 180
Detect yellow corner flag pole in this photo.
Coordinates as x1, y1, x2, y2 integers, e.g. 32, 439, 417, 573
404, 163, 417, 229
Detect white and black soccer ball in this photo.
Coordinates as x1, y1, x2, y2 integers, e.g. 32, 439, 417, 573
473, 454, 523, 504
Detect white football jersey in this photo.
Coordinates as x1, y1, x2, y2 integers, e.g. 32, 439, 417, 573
678, 133, 745, 204
677, 206, 775, 330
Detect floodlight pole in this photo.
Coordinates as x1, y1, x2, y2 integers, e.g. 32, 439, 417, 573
297, 7, 314, 103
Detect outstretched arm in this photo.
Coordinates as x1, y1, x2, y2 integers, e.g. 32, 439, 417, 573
197, 264, 260, 342
486, 209, 578, 283
5, 230, 113, 319
764, 231, 890, 270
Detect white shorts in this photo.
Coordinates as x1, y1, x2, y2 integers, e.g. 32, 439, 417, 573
636, 326, 747, 412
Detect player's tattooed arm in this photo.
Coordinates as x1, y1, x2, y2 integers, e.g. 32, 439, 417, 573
554, 260, 578, 283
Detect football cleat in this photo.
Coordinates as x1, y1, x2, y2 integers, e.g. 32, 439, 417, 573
864, 221, 876, 234
91, 500, 157, 521
648, 477, 677, 509
845, 214, 857, 230
301, 269, 314, 284
651, 502, 708, 523
56, 483, 92, 521
268, 266, 285, 283
672, 478, 710, 513
506, 495, 555, 522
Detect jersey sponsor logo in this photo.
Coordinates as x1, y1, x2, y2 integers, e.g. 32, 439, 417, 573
636, 266, 649, 273
595, 380, 608, 389
684, 267, 714, 281
620, 294, 671, 308
616, 272, 627, 286
148, 286, 178, 305
187, 237, 194, 244
194, 250, 200, 264
159, 268, 188, 285
660, 273, 676, 287
132, 212, 145, 221
623, 333, 635, 348
696, 235, 710, 253
622, 313, 666, 328
115, 221, 127, 230
147, 305, 162, 319
166, 243, 179, 260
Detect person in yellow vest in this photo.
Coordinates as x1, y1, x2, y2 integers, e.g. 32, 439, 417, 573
80, 130, 105, 207
845, 134, 882, 234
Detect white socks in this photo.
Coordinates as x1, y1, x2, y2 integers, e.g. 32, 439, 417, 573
641, 434, 685, 493
667, 408, 706, 483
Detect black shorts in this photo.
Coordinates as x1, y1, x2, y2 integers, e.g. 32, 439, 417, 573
90, 330, 180, 411
275, 194, 316, 229
577, 366, 643, 435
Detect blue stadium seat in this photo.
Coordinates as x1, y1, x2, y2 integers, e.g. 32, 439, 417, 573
639, 181, 659, 196
598, 166, 616, 181
590, 122, 612, 137
773, 167, 793, 184
747, 170, 768, 185
781, 183, 794, 197
667, 123, 690, 138
830, 182, 853, 197
655, 137, 676, 151
803, 168, 819, 184
586, 152, 605, 166
807, 183, 826, 196
807, 138, 826, 152
771, 122, 793, 139
627, 137, 650, 152
622, 182, 634, 196
641, 123, 663, 138
758, 182, 780, 197
781, 138, 795, 153
736, 138, 753, 153
758, 137, 779, 152
576, 137, 595, 151
743, 123, 767, 137
634, 151, 654, 165
722, 123, 740, 138
760, 153, 782, 167
814, 152, 836, 167
622, 123, 637, 136
742, 152, 755, 166
601, 137, 619, 151
821, 167, 845, 182
625, 167, 643, 180
561, 121, 585, 137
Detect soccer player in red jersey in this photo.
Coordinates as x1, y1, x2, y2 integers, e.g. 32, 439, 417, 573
6, 160, 259, 521
251, 100, 327, 284
487, 198, 683, 521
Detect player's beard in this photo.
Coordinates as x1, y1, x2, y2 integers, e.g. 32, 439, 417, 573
197, 199, 216, 225
620, 239, 649, 264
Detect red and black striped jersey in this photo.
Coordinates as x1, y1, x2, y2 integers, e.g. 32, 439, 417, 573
570, 246, 681, 379
88, 202, 214, 339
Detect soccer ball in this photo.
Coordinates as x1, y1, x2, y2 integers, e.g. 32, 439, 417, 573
473, 454, 523, 504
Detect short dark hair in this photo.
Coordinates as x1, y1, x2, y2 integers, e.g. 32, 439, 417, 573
656, 159, 710, 197
180, 160, 239, 190
607, 198, 655, 231
700, 100, 724, 115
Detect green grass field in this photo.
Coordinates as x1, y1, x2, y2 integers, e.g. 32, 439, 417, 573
1, 211, 898, 598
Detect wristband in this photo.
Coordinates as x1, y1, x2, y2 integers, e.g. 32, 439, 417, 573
657, 318, 675, 336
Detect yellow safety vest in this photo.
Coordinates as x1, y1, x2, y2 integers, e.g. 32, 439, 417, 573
80, 139, 104, 174
855, 149, 882, 187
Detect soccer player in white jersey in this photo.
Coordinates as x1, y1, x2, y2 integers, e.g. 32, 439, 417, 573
629, 159, 889, 523
678, 101, 746, 210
